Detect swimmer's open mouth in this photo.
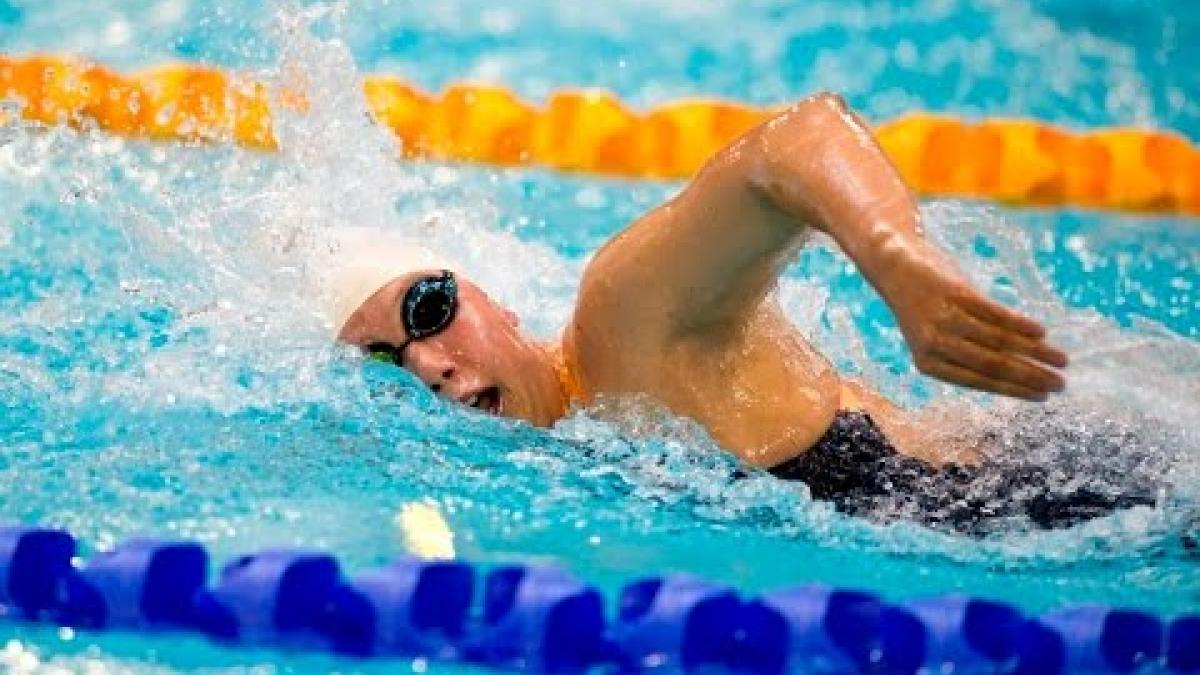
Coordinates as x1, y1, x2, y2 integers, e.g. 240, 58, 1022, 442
462, 386, 501, 415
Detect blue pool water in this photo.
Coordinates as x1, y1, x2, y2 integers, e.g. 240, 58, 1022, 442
1, 0, 1198, 671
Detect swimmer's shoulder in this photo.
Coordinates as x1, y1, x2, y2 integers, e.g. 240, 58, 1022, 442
571, 207, 683, 350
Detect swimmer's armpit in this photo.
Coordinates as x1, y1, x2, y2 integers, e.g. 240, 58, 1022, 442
748, 93, 1068, 401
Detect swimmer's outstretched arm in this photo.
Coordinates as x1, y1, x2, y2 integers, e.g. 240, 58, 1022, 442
603, 92, 1067, 400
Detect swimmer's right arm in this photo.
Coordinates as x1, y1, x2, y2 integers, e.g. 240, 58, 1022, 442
747, 93, 1069, 401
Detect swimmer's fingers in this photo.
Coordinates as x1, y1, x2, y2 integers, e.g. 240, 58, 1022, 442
948, 306, 1069, 369
957, 290, 1047, 340
923, 334, 1065, 399
917, 356, 1050, 402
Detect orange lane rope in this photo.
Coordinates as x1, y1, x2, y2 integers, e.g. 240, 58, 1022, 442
3, 54, 1198, 215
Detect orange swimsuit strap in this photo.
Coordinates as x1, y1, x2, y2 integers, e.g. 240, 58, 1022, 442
555, 357, 586, 406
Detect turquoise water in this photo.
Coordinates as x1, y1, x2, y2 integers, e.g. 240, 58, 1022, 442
1, 0, 1198, 671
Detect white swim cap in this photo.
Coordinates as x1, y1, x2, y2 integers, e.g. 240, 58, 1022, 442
320, 227, 455, 337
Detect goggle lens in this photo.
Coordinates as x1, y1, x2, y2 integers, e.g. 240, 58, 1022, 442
367, 270, 458, 368
404, 271, 457, 338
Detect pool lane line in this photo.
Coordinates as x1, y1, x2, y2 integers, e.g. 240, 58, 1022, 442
2, 53, 1199, 217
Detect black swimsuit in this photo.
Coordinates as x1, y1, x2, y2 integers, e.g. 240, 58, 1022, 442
769, 410, 1159, 535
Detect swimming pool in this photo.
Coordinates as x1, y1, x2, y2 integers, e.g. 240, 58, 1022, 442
1, 0, 1198, 671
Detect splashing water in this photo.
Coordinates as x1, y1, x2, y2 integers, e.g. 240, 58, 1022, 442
1, 0, 1198, 670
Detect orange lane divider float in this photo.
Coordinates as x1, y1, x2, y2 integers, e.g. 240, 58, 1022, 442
3, 53, 1199, 215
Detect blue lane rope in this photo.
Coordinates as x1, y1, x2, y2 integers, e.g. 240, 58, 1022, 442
1, 524, 1197, 673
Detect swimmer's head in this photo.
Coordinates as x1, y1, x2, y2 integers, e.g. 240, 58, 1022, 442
323, 228, 568, 426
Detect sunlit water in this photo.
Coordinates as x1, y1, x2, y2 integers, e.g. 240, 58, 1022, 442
1, 0, 1198, 672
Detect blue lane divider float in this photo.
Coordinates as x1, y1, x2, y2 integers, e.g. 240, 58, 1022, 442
1018, 606, 1165, 674
1169, 616, 1200, 673
741, 584, 883, 673
611, 575, 741, 671
57, 538, 207, 630
0, 523, 1196, 673
465, 565, 607, 672
884, 594, 1025, 673
0, 526, 75, 620
192, 550, 343, 645
332, 558, 474, 657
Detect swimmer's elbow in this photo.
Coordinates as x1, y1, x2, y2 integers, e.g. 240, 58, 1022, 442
757, 91, 855, 168
704, 91, 850, 184
747, 92, 857, 170
738, 91, 858, 225
685, 90, 861, 232
772, 92, 852, 131
801, 91, 849, 112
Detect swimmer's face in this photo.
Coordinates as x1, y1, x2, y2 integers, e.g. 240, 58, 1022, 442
338, 271, 568, 426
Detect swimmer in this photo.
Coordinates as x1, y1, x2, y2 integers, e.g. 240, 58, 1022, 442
326, 93, 1157, 533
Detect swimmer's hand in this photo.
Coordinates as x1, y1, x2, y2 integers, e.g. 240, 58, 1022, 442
875, 237, 1068, 401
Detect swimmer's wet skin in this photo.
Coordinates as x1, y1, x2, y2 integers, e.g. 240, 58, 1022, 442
329, 92, 1152, 533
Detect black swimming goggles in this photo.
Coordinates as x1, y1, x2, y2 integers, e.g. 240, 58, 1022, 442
368, 270, 458, 366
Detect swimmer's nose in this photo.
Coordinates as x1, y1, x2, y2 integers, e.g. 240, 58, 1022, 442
402, 341, 457, 394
